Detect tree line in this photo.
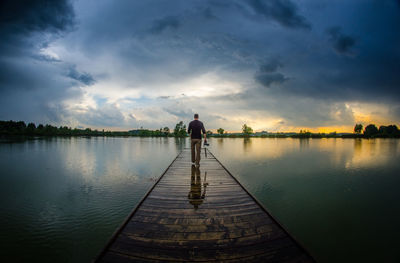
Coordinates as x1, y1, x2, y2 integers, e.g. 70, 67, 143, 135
353, 123, 400, 138
0, 120, 188, 137
1, 120, 399, 138
212, 123, 400, 138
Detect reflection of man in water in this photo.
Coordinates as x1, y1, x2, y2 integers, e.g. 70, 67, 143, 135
188, 165, 207, 209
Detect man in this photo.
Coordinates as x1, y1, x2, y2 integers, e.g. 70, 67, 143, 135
187, 113, 207, 166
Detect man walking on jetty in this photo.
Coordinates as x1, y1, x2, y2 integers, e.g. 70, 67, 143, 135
188, 113, 207, 166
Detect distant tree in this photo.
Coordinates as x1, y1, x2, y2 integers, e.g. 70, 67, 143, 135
26, 123, 36, 134
206, 130, 213, 136
379, 125, 400, 137
242, 124, 253, 137
354, 124, 363, 134
163, 127, 170, 136
387, 125, 399, 135
379, 125, 388, 135
297, 129, 312, 138
174, 121, 187, 137
217, 128, 224, 135
364, 124, 379, 137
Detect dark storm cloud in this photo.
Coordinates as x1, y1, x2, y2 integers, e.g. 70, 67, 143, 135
202, 7, 218, 20
255, 59, 288, 87
327, 26, 356, 55
255, 72, 288, 87
0, 0, 75, 59
259, 60, 283, 73
150, 16, 181, 34
0, 0, 75, 38
0, 0, 77, 123
1, 0, 400, 129
67, 65, 95, 86
251, 1, 400, 104
245, 0, 311, 29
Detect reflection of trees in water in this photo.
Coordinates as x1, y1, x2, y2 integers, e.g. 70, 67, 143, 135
346, 138, 398, 169
173, 137, 187, 149
388, 139, 399, 156
299, 138, 309, 151
243, 137, 251, 150
354, 138, 362, 156
217, 138, 224, 147
188, 165, 207, 210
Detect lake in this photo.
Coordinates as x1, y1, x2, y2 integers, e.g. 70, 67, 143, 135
0, 137, 399, 262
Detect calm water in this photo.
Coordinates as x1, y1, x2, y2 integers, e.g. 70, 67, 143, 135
0, 137, 399, 262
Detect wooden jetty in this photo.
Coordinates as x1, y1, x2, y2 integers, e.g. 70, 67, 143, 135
95, 149, 315, 262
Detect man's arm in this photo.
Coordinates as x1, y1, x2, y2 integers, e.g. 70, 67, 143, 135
202, 123, 206, 141
188, 122, 192, 135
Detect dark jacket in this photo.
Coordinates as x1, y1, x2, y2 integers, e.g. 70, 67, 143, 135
188, 120, 206, 139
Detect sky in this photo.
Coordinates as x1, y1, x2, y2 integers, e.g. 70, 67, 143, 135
1, 0, 399, 132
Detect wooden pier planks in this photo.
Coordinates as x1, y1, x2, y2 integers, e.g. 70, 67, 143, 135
95, 149, 315, 262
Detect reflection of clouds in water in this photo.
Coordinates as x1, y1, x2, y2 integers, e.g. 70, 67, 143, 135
316, 139, 353, 168
345, 139, 400, 170
61, 137, 136, 181
62, 137, 98, 180
213, 138, 291, 160
60, 137, 181, 185
211, 137, 400, 171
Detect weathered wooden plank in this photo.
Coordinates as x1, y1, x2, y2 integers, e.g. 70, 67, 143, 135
122, 220, 279, 236
109, 236, 298, 261
130, 213, 271, 225
115, 228, 287, 250
141, 201, 258, 209
95, 148, 315, 262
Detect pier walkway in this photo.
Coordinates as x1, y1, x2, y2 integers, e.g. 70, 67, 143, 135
95, 149, 315, 262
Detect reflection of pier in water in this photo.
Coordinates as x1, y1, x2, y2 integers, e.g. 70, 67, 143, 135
95, 148, 315, 262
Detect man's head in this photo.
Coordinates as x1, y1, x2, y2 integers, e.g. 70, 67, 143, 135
194, 113, 199, 119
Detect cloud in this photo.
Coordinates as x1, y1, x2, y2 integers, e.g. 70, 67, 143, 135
259, 59, 283, 73
327, 26, 356, 55
164, 107, 194, 120
0, 0, 80, 124
202, 7, 218, 20
389, 105, 400, 120
210, 88, 355, 128
0, 0, 75, 39
245, 0, 311, 29
150, 16, 180, 34
255, 59, 288, 87
1, 0, 399, 131
255, 72, 288, 87
67, 65, 95, 86
72, 103, 127, 127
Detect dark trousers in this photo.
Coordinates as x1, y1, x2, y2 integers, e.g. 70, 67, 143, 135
191, 139, 202, 165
